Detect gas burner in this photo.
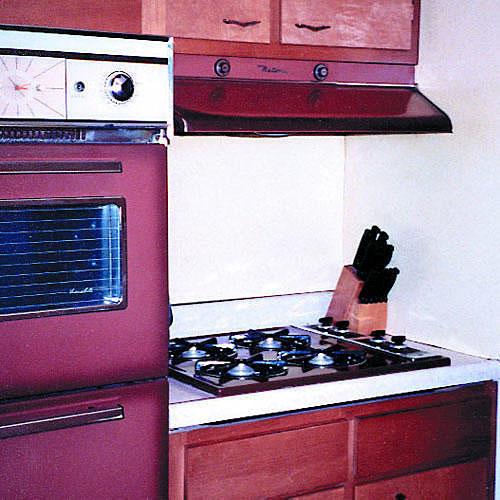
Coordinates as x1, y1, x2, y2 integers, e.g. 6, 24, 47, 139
169, 338, 237, 365
195, 354, 287, 383
230, 328, 311, 352
309, 352, 336, 367
280, 347, 367, 369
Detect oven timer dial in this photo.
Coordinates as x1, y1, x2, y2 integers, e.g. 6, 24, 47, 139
105, 71, 134, 103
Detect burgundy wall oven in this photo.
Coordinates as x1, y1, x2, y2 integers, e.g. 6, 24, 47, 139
0, 25, 172, 499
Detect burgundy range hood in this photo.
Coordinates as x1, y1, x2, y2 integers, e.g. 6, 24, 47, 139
173, 56, 452, 136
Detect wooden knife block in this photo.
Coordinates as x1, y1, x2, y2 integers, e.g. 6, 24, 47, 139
326, 265, 387, 335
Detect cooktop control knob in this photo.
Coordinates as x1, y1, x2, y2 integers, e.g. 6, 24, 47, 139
391, 335, 407, 345
334, 320, 350, 332
371, 329, 386, 339
318, 316, 333, 327
106, 71, 134, 102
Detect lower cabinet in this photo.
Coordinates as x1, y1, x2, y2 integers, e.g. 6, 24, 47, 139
169, 382, 496, 499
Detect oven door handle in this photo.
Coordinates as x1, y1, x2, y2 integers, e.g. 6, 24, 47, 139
0, 405, 124, 439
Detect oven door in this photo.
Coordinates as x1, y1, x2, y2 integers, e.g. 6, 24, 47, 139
0, 144, 168, 398
0, 379, 167, 499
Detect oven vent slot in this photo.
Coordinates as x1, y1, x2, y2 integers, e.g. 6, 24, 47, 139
0, 200, 125, 320
0, 128, 86, 143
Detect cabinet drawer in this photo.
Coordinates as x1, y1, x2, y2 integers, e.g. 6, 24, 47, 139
164, 0, 271, 43
356, 397, 492, 479
355, 459, 490, 500
184, 420, 348, 499
281, 0, 414, 50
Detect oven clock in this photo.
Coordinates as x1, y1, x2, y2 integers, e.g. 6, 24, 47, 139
0, 55, 66, 119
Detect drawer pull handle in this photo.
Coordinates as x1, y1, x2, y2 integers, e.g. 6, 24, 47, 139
223, 19, 261, 28
295, 23, 331, 32
0, 405, 124, 439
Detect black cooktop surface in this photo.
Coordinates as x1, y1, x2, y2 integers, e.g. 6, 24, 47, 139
168, 325, 451, 396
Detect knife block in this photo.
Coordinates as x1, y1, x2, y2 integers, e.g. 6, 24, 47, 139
326, 265, 387, 335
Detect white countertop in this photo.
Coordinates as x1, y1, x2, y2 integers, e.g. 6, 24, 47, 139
169, 341, 500, 430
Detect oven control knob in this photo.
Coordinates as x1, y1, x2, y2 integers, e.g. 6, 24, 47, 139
391, 335, 406, 345
106, 72, 134, 102
371, 329, 386, 339
318, 316, 333, 327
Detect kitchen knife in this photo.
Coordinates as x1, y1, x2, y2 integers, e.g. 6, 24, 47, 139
356, 231, 394, 278
378, 267, 400, 302
358, 268, 400, 303
358, 270, 383, 303
353, 225, 380, 270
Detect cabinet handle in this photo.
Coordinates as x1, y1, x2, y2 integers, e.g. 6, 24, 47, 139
295, 23, 331, 32
223, 19, 261, 28
0, 405, 124, 439
395, 494, 407, 500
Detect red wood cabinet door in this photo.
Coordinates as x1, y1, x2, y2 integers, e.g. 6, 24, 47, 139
354, 459, 491, 500
162, 0, 271, 43
182, 420, 348, 499
290, 486, 345, 499
281, 0, 414, 50
0, 380, 168, 500
0, 0, 142, 33
356, 397, 492, 479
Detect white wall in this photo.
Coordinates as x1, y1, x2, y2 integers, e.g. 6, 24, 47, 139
344, 1, 500, 359
168, 136, 344, 306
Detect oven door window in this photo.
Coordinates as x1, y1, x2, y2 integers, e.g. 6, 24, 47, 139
0, 198, 125, 319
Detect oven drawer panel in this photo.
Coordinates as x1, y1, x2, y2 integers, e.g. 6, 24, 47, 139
184, 420, 348, 499
356, 397, 492, 479
0, 380, 168, 499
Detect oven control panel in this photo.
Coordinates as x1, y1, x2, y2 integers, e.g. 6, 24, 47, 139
0, 54, 171, 124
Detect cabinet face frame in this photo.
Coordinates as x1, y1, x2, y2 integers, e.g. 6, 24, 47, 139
0, 0, 143, 34
142, 0, 421, 65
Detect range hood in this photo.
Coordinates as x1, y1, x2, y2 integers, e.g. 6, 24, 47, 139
173, 56, 452, 136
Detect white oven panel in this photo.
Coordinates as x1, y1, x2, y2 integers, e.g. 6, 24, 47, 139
0, 55, 66, 119
66, 59, 171, 123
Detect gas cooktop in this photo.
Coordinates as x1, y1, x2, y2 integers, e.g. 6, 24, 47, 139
168, 321, 451, 396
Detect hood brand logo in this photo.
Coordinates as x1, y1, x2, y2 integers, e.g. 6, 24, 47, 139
257, 64, 288, 75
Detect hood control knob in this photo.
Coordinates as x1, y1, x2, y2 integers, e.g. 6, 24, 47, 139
313, 63, 329, 81
214, 58, 231, 77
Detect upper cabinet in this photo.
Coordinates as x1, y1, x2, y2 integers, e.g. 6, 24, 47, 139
162, 0, 271, 44
0, 0, 142, 33
143, 0, 420, 65
281, 0, 414, 50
